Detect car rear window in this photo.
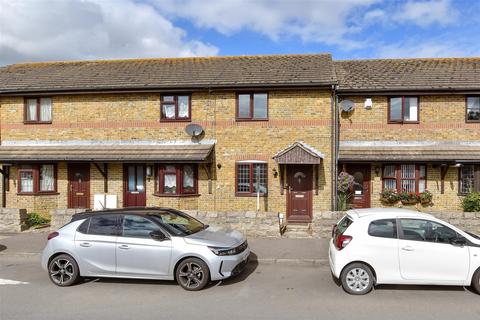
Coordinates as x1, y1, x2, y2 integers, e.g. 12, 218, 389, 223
334, 216, 353, 238
368, 219, 397, 239
80, 215, 118, 236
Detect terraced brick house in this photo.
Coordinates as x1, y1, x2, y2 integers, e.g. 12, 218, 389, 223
336, 58, 480, 211
0, 54, 337, 230
0, 55, 478, 232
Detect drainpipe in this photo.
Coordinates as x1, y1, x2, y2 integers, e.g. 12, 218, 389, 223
331, 84, 339, 211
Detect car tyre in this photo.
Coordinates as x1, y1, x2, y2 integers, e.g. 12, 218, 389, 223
340, 263, 374, 295
176, 258, 210, 291
472, 268, 480, 294
48, 254, 80, 287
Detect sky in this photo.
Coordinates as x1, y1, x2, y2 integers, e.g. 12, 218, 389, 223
0, 0, 479, 66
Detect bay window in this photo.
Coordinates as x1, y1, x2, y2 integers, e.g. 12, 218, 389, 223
389, 97, 419, 123
18, 164, 57, 194
382, 164, 426, 193
156, 164, 197, 195
24, 97, 52, 123
235, 162, 268, 196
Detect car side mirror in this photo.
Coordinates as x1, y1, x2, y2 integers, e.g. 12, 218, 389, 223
150, 230, 168, 241
450, 237, 467, 247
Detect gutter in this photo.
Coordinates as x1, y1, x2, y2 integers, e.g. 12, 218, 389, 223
330, 84, 339, 211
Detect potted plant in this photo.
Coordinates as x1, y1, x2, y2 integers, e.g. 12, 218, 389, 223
380, 189, 399, 204
399, 191, 419, 205
419, 190, 433, 205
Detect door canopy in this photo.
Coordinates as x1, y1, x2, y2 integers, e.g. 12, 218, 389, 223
273, 141, 324, 164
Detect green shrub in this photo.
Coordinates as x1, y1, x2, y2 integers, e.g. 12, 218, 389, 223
462, 192, 480, 212
26, 212, 50, 228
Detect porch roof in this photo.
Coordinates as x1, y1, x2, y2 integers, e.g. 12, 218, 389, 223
273, 141, 324, 164
0, 142, 215, 163
339, 141, 480, 162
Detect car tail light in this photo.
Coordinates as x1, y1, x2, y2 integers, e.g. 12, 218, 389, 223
47, 231, 59, 240
335, 235, 352, 250
331, 224, 337, 238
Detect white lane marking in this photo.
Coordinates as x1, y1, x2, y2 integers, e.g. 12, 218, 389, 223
0, 278, 29, 285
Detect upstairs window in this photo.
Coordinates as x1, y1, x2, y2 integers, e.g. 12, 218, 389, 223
459, 164, 480, 194
382, 164, 426, 193
389, 97, 418, 123
160, 95, 191, 121
466, 96, 480, 122
18, 164, 57, 194
236, 162, 268, 196
24, 97, 52, 123
236, 93, 268, 120
156, 164, 197, 195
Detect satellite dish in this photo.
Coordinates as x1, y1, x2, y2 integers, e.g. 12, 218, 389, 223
185, 123, 204, 137
340, 100, 355, 113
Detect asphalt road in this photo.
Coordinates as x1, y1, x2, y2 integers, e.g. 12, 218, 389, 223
1, 255, 479, 320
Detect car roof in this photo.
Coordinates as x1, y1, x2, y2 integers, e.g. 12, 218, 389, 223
346, 208, 433, 220
71, 207, 182, 221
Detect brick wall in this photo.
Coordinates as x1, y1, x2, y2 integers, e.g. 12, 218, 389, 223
0, 90, 334, 216
340, 95, 477, 211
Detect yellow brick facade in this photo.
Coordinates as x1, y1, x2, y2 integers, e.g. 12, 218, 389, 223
0, 90, 334, 217
340, 95, 476, 212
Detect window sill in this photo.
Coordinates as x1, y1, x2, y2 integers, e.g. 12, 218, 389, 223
159, 119, 191, 123
235, 118, 269, 122
23, 121, 52, 125
152, 193, 200, 198
466, 120, 480, 123
235, 193, 268, 197
17, 192, 59, 196
387, 121, 419, 124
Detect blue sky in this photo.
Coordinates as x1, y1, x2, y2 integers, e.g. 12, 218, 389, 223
1, 0, 479, 65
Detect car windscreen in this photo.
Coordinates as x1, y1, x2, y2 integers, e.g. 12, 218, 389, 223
148, 211, 205, 236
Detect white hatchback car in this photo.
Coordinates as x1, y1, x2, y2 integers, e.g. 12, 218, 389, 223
329, 208, 480, 295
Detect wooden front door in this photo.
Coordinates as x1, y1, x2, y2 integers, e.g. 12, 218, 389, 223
123, 164, 146, 207
287, 165, 313, 222
346, 164, 371, 208
68, 164, 90, 209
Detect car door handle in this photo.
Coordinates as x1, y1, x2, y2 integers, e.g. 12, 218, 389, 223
401, 246, 414, 251
79, 242, 91, 247
119, 245, 130, 250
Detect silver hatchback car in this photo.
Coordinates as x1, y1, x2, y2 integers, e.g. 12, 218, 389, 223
41, 207, 250, 291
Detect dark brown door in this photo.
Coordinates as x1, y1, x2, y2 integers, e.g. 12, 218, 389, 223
347, 164, 371, 208
124, 164, 146, 207
287, 165, 313, 222
68, 164, 90, 209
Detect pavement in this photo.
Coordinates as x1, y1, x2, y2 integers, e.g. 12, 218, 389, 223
0, 231, 330, 264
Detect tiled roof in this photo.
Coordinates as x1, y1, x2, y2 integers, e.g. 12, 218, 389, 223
0, 143, 214, 162
0, 54, 336, 94
339, 142, 480, 161
335, 58, 480, 92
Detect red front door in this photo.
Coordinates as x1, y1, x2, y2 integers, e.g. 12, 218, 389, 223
68, 164, 90, 209
287, 165, 313, 222
123, 164, 146, 207
346, 164, 371, 208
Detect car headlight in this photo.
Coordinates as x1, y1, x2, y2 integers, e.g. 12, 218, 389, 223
208, 246, 238, 256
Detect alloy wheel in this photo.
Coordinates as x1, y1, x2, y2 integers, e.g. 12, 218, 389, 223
178, 262, 205, 290
49, 258, 74, 285
345, 267, 370, 292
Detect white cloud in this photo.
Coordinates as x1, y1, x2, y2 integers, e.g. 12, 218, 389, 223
394, 0, 458, 27
0, 0, 218, 65
376, 39, 480, 58
153, 0, 380, 49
